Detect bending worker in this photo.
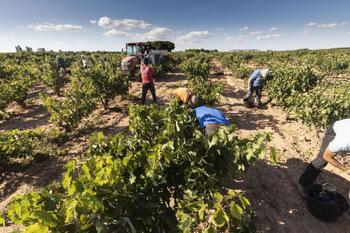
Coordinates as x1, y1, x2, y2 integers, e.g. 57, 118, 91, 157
243, 67, 269, 107
298, 118, 350, 196
172, 87, 199, 106
194, 106, 230, 136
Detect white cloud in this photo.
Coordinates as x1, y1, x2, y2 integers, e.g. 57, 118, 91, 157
103, 27, 172, 41
140, 27, 172, 40
318, 22, 346, 28
249, 31, 263, 35
256, 33, 281, 40
103, 29, 131, 37
90, 20, 97, 24
239, 26, 249, 31
305, 22, 346, 29
225, 35, 247, 42
28, 23, 83, 31
269, 27, 277, 31
177, 31, 211, 43
305, 22, 318, 27
97, 17, 151, 30
346, 32, 350, 35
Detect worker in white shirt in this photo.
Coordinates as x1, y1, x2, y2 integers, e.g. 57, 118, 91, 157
298, 118, 350, 196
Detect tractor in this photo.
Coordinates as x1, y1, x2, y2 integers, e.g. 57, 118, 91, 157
121, 42, 167, 76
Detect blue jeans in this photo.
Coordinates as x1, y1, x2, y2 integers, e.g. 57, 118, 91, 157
244, 86, 263, 105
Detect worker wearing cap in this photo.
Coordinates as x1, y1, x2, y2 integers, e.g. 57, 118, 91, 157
298, 118, 350, 196
172, 87, 199, 106
243, 68, 269, 107
194, 106, 230, 136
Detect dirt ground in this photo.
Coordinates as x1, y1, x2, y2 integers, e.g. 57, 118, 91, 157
214, 60, 350, 233
0, 62, 349, 233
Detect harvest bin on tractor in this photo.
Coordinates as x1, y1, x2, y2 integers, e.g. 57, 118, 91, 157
121, 42, 167, 76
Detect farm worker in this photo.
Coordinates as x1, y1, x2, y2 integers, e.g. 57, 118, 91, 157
298, 118, 350, 196
194, 106, 230, 136
141, 57, 157, 104
243, 68, 269, 107
172, 87, 199, 106
81, 55, 89, 68
55, 56, 66, 71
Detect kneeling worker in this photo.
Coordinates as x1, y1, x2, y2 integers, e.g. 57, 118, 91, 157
298, 118, 350, 196
194, 106, 230, 136
172, 87, 199, 106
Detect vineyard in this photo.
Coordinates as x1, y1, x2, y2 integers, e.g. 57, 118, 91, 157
0, 49, 350, 232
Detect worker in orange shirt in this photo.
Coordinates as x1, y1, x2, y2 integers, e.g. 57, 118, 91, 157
172, 87, 199, 106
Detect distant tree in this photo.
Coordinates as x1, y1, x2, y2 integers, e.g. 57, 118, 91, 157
15, 45, 23, 53
147, 41, 175, 52
185, 49, 218, 53
25, 46, 33, 53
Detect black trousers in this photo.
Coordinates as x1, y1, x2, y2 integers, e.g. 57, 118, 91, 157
298, 125, 335, 187
244, 86, 263, 104
141, 82, 157, 104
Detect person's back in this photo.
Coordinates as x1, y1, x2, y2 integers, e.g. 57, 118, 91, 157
329, 119, 350, 152
173, 88, 192, 104
194, 106, 230, 128
141, 62, 155, 84
251, 69, 263, 87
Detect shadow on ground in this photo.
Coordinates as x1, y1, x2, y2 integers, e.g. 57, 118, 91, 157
231, 158, 350, 233
0, 158, 65, 200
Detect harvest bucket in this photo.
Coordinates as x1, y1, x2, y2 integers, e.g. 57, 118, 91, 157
306, 183, 349, 222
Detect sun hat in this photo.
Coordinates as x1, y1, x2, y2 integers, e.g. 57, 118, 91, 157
191, 95, 199, 105
260, 68, 269, 78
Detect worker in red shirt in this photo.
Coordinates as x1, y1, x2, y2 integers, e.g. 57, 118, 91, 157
140, 57, 157, 104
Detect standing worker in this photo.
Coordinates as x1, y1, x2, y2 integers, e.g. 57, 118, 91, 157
141, 57, 157, 104
243, 68, 269, 107
194, 106, 230, 136
81, 55, 90, 68
172, 87, 199, 106
55, 55, 66, 72
298, 118, 350, 197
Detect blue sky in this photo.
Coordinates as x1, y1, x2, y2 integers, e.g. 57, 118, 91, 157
1, 0, 350, 52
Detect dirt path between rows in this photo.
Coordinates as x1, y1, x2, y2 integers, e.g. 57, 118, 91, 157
213, 59, 350, 233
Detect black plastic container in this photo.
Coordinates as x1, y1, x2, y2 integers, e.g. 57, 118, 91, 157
306, 184, 349, 222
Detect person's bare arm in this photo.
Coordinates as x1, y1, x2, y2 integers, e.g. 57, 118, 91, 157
247, 77, 252, 90
323, 148, 347, 172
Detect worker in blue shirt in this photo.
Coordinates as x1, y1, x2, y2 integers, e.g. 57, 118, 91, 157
243, 68, 269, 107
194, 106, 230, 135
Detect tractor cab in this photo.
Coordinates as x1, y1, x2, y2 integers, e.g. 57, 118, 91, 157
121, 42, 167, 76
125, 42, 149, 57
121, 42, 149, 76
